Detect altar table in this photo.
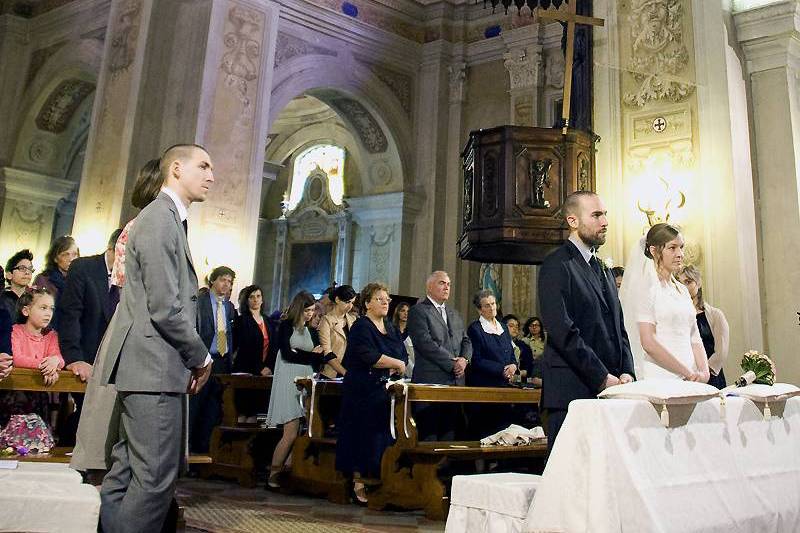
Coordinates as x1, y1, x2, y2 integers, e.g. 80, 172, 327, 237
525, 397, 800, 532
0, 462, 100, 532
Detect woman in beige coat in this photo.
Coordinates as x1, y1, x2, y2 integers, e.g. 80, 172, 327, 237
317, 285, 356, 378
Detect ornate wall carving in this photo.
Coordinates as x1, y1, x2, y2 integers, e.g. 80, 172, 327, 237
362, 60, 413, 114
623, 0, 695, 108
274, 32, 335, 68
221, 5, 263, 108
34, 78, 95, 133
108, 0, 142, 76
449, 62, 466, 104
512, 264, 532, 318
368, 225, 395, 283
503, 46, 541, 91
327, 97, 389, 153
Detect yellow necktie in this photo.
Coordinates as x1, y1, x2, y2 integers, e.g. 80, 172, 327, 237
216, 297, 227, 356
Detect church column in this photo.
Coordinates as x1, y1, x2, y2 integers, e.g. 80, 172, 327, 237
447, 61, 469, 311
0, 14, 31, 167
270, 218, 287, 311
409, 42, 454, 297
72, 0, 280, 287
735, 1, 800, 381
334, 211, 353, 285
503, 44, 542, 319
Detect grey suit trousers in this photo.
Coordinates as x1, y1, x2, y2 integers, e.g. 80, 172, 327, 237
100, 392, 183, 533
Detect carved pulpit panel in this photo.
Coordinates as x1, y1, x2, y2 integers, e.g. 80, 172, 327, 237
459, 126, 597, 265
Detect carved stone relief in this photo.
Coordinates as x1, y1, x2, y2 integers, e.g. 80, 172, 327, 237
623, 0, 695, 107
26, 42, 66, 88
221, 5, 263, 109
503, 47, 541, 91
369, 160, 393, 188
368, 62, 413, 114
28, 138, 55, 165
625, 105, 694, 170
35, 79, 95, 133
448, 63, 466, 104
512, 265, 532, 318
274, 32, 335, 68
545, 50, 565, 89
368, 225, 395, 283
327, 98, 388, 154
108, 0, 142, 76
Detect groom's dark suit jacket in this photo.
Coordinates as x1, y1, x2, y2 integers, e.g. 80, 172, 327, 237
539, 240, 635, 411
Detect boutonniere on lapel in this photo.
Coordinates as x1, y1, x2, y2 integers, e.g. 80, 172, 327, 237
592, 251, 614, 276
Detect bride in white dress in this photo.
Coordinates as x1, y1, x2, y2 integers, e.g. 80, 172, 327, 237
619, 223, 710, 382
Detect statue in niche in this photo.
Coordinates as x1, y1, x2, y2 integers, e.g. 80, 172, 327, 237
555, 0, 593, 132
530, 159, 552, 208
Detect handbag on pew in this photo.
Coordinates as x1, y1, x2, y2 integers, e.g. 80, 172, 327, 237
0, 413, 55, 454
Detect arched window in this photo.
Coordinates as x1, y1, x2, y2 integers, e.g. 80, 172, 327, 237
288, 144, 345, 210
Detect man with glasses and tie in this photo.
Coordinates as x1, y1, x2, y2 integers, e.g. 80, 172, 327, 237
407, 270, 472, 441
2, 249, 34, 318
190, 265, 237, 453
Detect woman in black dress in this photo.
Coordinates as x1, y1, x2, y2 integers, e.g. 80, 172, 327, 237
336, 282, 407, 504
232, 285, 276, 423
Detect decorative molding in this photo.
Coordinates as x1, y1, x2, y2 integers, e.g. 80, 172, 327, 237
448, 62, 466, 104
625, 104, 694, 169
734, 0, 800, 73
623, 0, 695, 108
34, 78, 95, 133
2, 166, 75, 205
26, 41, 66, 87
220, 5, 264, 109
503, 45, 541, 91
370, 63, 413, 113
545, 49, 565, 89
107, 0, 142, 76
326, 97, 389, 153
511, 264, 532, 318
274, 32, 335, 68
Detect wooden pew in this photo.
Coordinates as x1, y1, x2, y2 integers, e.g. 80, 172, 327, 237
0, 368, 212, 465
368, 383, 546, 520
200, 374, 276, 488
289, 378, 350, 503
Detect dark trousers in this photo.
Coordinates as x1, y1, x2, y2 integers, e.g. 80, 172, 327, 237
188, 354, 231, 453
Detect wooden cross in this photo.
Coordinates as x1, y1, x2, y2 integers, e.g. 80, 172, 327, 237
537, 2, 604, 134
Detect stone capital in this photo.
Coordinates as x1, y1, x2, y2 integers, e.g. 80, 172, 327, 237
734, 0, 800, 73
503, 45, 542, 91
448, 62, 466, 104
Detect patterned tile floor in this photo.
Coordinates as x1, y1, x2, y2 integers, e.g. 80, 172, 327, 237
177, 478, 446, 533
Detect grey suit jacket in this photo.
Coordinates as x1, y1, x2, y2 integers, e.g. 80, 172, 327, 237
100, 193, 208, 393
408, 297, 472, 385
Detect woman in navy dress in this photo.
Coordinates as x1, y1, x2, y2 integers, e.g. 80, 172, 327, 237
336, 282, 407, 504
466, 289, 517, 438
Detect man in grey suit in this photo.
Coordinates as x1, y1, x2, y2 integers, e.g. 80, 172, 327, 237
99, 144, 214, 533
408, 270, 472, 440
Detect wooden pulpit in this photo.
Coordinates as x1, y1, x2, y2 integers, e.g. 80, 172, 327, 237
458, 126, 598, 265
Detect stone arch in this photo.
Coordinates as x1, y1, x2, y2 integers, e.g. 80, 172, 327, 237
269, 55, 412, 191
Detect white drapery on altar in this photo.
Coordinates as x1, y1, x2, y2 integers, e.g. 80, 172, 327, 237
525, 397, 800, 532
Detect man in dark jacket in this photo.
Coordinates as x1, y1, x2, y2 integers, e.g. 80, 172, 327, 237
58, 229, 121, 445
189, 265, 236, 453
538, 192, 635, 453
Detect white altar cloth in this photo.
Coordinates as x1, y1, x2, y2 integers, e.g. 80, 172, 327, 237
447, 473, 541, 532
0, 463, 99, 533
525, 397, 800, 533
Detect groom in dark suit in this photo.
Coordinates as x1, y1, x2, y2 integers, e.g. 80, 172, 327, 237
99, 144, 214, 533
539, 191, 635, 451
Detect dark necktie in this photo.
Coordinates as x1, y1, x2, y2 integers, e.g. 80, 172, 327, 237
182, 219, 188, 236
589, 255, 609, 301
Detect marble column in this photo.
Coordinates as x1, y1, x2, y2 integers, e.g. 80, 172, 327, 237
72, 0, 280, 288
0, 14, 31, 168
735, 0, 800, 382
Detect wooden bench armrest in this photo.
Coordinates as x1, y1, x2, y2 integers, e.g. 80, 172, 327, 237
0, 368, 86, 393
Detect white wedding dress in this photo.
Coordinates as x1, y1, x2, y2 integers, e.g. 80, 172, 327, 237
636, 279, 701, 379
619, 237, 701, 379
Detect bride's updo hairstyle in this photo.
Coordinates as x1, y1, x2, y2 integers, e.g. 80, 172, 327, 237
644, 223, 681, 266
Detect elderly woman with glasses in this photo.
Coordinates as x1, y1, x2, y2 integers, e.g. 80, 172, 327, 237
336, 283, 407, 505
